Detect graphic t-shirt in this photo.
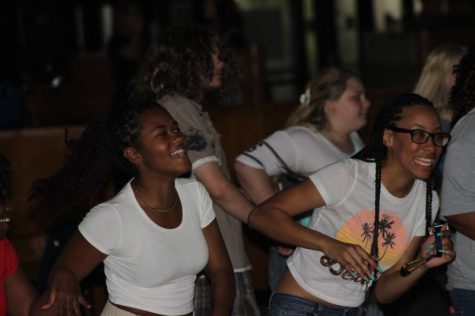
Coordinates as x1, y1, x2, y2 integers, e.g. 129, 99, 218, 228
288, 159, 438, 307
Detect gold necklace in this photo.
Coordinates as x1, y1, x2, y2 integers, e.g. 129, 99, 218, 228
133, 186, 178, 213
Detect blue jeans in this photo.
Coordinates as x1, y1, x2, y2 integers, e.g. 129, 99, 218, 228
450, 288, 475, 316
269, 292, 364, 316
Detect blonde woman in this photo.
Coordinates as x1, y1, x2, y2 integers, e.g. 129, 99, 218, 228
234, 68, 370, 290
414, 44, 466, 131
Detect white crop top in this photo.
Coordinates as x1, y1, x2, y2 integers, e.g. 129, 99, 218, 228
78, 178, 215, 315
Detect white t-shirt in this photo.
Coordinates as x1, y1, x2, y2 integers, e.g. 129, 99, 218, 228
288, 159, 438, 307
78, 178, 215, 315
235, 126, 363, 177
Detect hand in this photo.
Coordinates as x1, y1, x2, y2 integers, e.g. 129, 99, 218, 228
277, 246, 294, 256
422, 225, 455, 268
321, 237, 378, 279
40, 268, 91, 315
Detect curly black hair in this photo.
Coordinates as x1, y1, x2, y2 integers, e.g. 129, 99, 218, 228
353, 93, 436, 259
29, 93, 162, 225
133, 25, 238, 103
450, 47, 475, 125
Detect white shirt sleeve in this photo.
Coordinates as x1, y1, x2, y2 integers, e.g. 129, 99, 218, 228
78, 204, 122, 255
309, 159, 357, 207
235, 130, 299, 176
196, 181, 216, 228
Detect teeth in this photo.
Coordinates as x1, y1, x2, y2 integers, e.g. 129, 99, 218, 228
170, 149, 185, 157
415, 157, 433, 167
0, 218, 10, 223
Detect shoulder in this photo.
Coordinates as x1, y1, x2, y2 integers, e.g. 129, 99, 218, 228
285, 126, 320, 140
159, 94, 197, 113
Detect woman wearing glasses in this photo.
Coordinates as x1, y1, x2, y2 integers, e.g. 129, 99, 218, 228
248, 93, 455, 315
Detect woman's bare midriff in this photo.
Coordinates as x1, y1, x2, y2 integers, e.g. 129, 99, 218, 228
276, 270, 341, 308
112, 302, 192, 316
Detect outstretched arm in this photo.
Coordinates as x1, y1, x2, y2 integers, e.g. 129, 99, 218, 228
38, 230, 106, 315
194, 161, 254, 223
234, 161, 276, 204
248, 178, 377, 278
202, 220, 235, 316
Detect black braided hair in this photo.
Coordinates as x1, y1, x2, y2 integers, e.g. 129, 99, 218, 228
28, 93, 161, 225
353, 93, 436, 259
0, 155, 11, 204
450, 47, 475, 126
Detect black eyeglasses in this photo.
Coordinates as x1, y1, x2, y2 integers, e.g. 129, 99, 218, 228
387, 127, 451, 147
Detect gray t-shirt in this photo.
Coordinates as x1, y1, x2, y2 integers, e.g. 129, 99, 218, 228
159, 94, 250, 271
441, 107, 475, 291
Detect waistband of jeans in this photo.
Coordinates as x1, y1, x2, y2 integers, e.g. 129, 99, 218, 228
270, 292, 362, 313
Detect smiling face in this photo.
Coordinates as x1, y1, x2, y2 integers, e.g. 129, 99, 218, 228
124, 106, 191, 178
384, 104, 443, 181
326, 77, 370, 132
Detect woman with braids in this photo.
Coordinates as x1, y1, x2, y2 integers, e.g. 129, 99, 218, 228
441, 47, 475, 316
33, 94, 234, 315
234, 68, 369, 291
248, 93, 455, 315
133, 25, 260, 315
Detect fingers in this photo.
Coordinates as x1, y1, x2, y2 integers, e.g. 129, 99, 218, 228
339, 245, 378, 280
40, 290, 57, 309
78, 295, 92, 310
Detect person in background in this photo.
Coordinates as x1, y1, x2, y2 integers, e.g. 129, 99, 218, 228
249, 94, 454, 315
234, 68, 369, 291
414, 44, 466, 133
441, 47, 475, 316
133, 25, 260, 315
30, 94, 234, 315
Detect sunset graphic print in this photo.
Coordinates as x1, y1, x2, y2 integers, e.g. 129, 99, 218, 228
335, 210, 409, 269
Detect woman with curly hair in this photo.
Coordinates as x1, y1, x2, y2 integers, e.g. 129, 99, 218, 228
249, 93, 455, 315
32, 93, 234, 315
133, 25, 259, 315
441, 47, 475, 316
234, 68, 369, 291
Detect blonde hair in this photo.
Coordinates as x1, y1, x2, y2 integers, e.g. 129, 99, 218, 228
286, 68, 358, 130
414, 44, 467, 118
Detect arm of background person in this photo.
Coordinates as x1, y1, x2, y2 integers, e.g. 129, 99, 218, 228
234, 161, 276, 204
445, 212, 475, 240
202, 220, 235, 316
5, 266, 37, 316
194, 161, 253, 223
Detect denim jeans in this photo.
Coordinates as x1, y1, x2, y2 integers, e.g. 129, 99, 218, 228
269, 292, 364, 316
450, 288, 475, 316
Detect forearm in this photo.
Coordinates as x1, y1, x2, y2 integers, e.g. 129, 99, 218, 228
249, 205, 329, 252
209, 267, 235, 316
375, 261, 428, 304
446, 212, 475, 240
234, 161, 276, 204
212, 184, 254, 223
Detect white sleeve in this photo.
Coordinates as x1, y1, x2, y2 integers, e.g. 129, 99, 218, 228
235, 130, 298, 176
196, 182, 216, 228
309, 159, 357, 207
78, 204, 122, 255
